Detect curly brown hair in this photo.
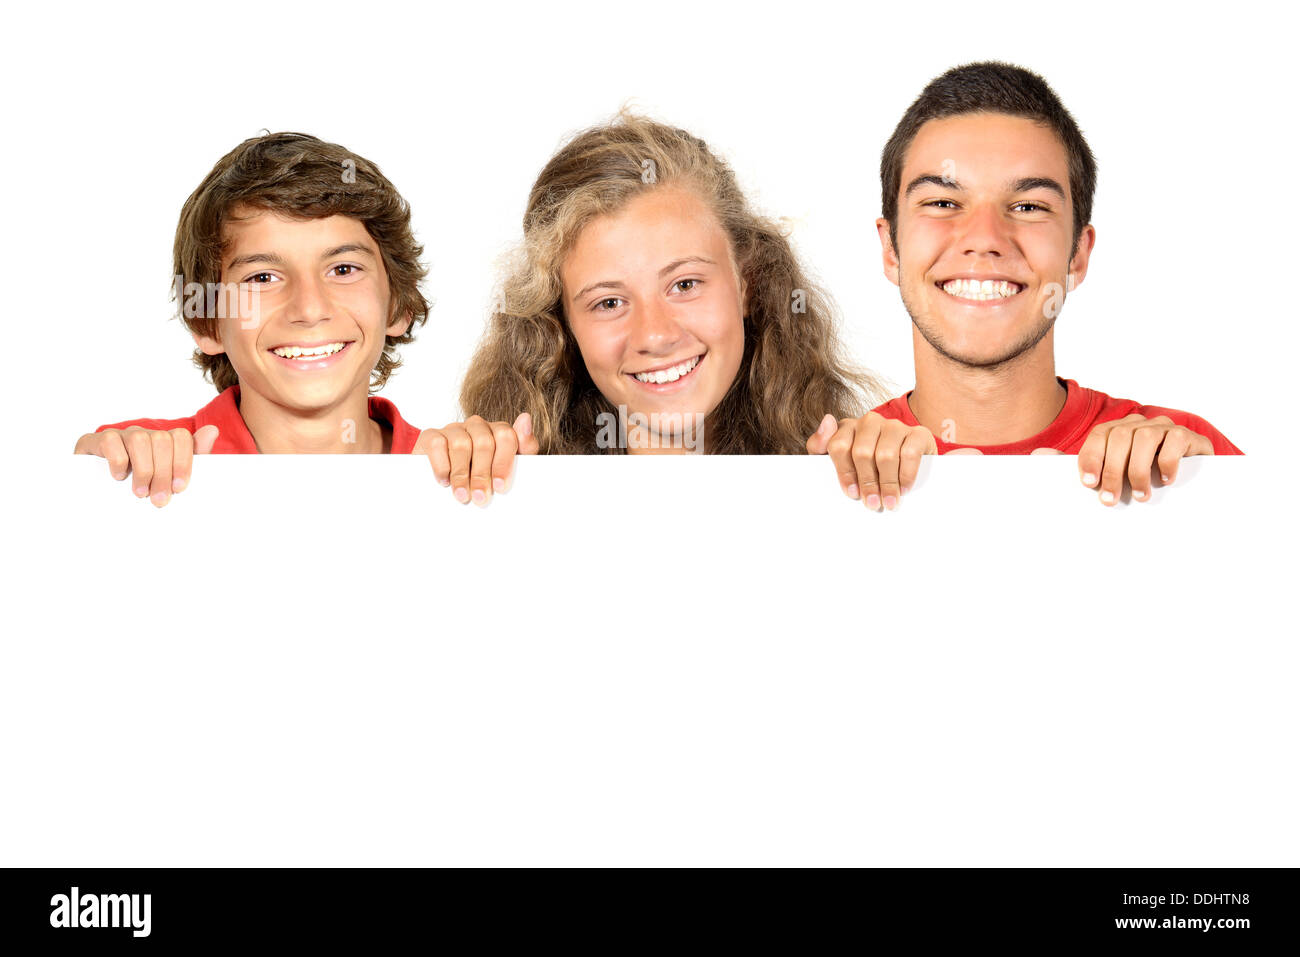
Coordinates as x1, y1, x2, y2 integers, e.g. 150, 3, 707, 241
174, 131, 428, 392
459, 112, 885, 453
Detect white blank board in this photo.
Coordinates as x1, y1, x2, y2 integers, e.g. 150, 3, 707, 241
2, 455, 1290, 866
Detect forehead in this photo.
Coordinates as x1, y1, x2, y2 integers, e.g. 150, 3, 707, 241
903, 112, 1070, 189
562, 186, 731, 280
221, 207, 375, 255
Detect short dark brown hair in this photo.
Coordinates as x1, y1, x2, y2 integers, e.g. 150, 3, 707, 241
173, 132, 428, 392
880, 62, 1097, 253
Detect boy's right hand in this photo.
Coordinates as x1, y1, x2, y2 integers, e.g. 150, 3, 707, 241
416, 413, 539, 506
74, 424, 219, 507
806, 412, 938, 511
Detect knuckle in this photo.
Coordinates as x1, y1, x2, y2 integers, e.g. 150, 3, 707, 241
826, 434, 852, 457
491, 424, 517, 450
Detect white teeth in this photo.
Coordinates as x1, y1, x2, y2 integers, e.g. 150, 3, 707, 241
634, 355, 700, 384
272, 342, 346, 359
941, 278, 1020, 301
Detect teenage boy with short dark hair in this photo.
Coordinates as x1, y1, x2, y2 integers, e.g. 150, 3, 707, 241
807, 61, 1241, 509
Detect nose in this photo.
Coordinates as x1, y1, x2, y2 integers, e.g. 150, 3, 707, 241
958, 201, 1012, 258
289, 274, 331, 326
630, 297, 684, 355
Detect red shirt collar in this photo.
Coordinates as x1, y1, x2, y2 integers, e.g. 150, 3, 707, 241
890, 378, 1097, 454
194, 386, 422, 454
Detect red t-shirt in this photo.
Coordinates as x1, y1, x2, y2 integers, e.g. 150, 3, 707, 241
95, 386, 424, 454
872, 378, 1243, 455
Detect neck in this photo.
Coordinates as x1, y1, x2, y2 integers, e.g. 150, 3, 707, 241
907, 331, 1066, 447
238, 388, 387, 453
625, 420, 705, 455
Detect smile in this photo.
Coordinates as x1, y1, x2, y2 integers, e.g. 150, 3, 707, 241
267, 340, 354, 369
939, 278, 1023, 301
270, 341, 350, 360
631, 354, 702, 385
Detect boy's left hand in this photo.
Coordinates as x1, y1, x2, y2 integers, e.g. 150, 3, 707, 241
1076, 414, 1214, 506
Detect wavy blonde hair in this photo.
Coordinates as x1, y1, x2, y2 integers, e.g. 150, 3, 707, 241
460, 112, 884, 453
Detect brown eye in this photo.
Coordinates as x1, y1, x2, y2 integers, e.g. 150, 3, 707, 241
675, 279, 699, 292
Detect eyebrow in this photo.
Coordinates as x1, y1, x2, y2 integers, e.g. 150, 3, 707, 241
1009, 177, 1066, 199
572, 256, 718, 303
904, 174, 1067, 199
321, 243, 377, 261
659, 256, 716, 277
572, 279, 626, 302
904, 174, 961, 196
225, 251, 286, 271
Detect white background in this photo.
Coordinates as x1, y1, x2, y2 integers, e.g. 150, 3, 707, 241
2, 1, 1297, 866
11, 454, 1295, 866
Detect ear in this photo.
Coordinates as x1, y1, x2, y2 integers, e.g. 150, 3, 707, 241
193, 327, 225, 356
386, 309, 412, 338
876, 217, 900, 287
1066, 224, 1097, 292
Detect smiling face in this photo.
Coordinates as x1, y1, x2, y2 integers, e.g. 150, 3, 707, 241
194, 207, 409, 415
878, 112, 1095, 369
560, 185, 746, 447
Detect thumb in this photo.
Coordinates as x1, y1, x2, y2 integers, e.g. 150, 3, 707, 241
513, 412, 539, 455
806, 413, 836, 454
194, 424, 220, 454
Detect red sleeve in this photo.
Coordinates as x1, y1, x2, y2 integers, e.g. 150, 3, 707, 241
96, 415, 199, 434
1134, 405, 1243, 455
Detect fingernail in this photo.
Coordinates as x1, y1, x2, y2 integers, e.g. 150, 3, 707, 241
1082, 472, 1096, 485
1133, 489, 1147, 501
454, 487, 469, 503
1100, 490, 1115, 504
439, 477, 450, 487
846, 484, 859, 499
518, 414, 533, 437
151, 492, 169, 507
866, 494, 880, 509
1161, 474, 1170, 483
901, 485, 911, 495
472, 489, 486, 505
172, 478, 187, 492
884, 495, 898, 510
493, 477, 506, 493
134, 486, 148, 498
